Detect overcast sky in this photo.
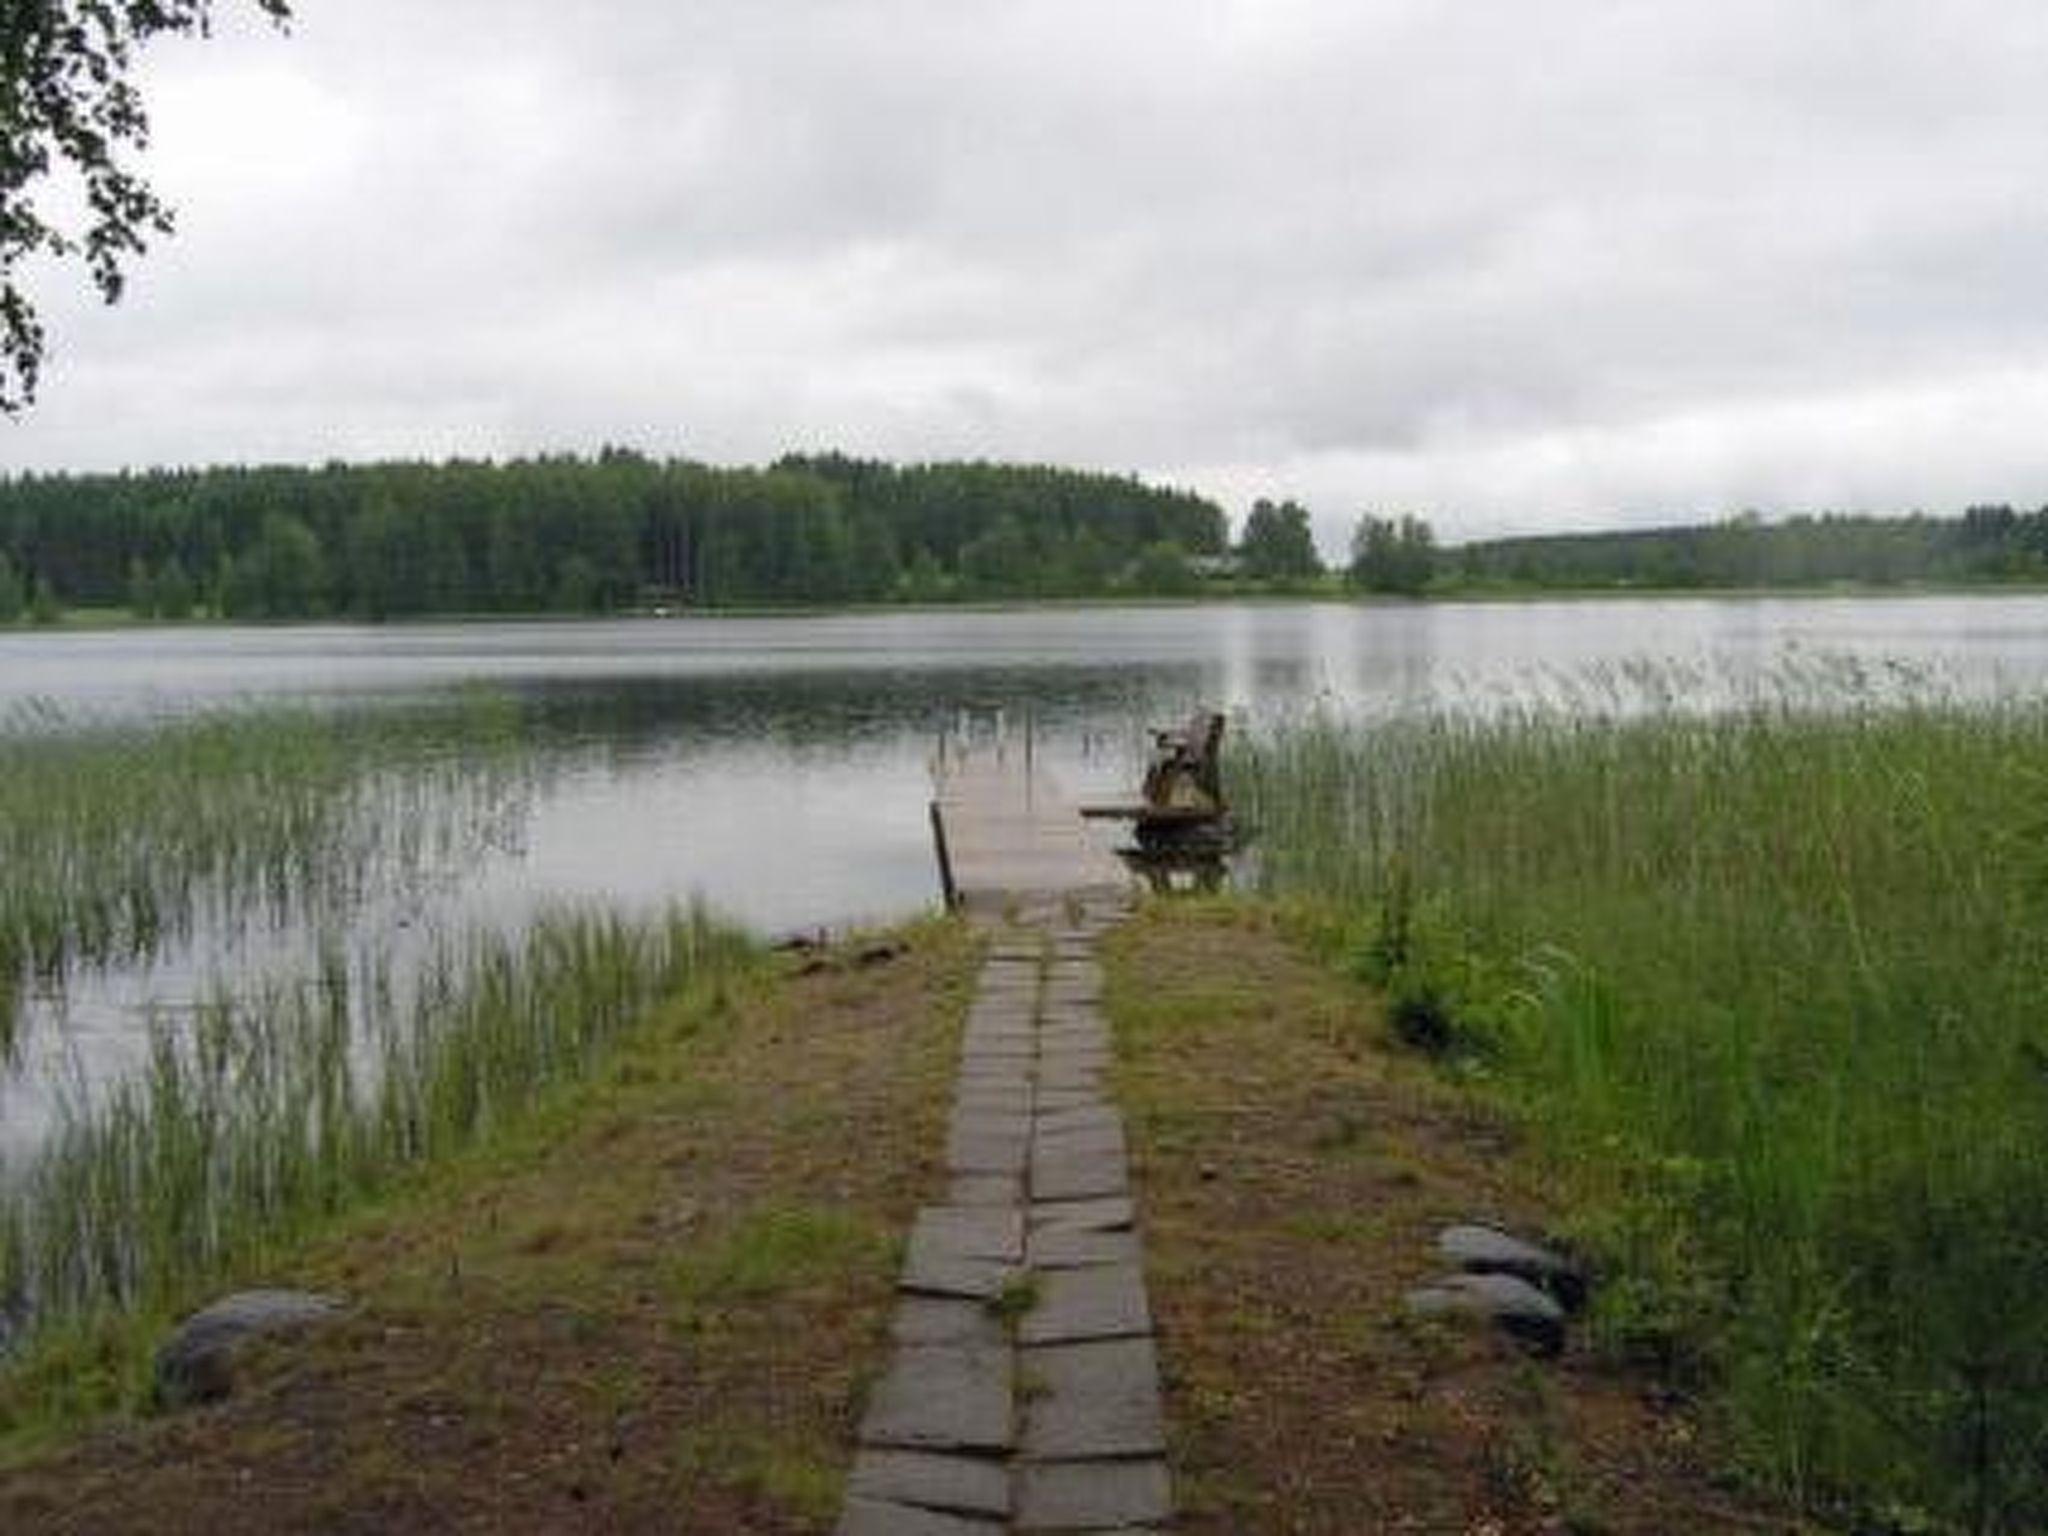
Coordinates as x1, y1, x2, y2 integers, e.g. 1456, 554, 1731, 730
7, 0, 2048, 546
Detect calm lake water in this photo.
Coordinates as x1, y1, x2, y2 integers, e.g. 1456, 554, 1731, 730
5, 593, 2048, 1152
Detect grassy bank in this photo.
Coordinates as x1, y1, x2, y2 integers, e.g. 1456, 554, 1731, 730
1237, 666, 2048, 1529
0, 905, 759, 1371
0, 921, 974, 1532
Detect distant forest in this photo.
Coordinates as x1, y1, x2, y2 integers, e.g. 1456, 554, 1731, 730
0, 451, 1227, 620
1450, 507, 2048, 590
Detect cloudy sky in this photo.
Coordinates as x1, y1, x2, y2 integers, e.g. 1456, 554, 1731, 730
7, 0, 2048, 546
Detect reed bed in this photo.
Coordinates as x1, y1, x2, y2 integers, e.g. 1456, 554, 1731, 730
1238, 659, 2048, 1530
0, 698, 529, 1048
0, 904, 755, 1355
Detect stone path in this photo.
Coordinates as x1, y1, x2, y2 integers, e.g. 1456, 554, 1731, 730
840, 897, 1170, 1534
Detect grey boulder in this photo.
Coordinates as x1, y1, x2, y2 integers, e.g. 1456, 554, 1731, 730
1438, 1222, 1587, 1312
154, 1289, 346, 1407
1405, 1271, 1566, 1356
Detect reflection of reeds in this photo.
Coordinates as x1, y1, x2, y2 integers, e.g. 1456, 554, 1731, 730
1238, 657, 2048, 1527
0, 904, 754, 1352
0, 698, 530, 1053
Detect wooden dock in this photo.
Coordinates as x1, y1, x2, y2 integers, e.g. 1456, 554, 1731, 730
931, 742, 1131, 918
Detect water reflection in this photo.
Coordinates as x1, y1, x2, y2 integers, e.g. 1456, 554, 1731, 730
6, 595, 2048, 1155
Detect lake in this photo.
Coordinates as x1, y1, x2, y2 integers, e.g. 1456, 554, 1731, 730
4, 592, 2048, 1153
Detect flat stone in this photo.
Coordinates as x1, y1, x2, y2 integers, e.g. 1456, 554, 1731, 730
1029, 1196, 1134, 1234
1014, 1458, 1172, 1531
1037, 1016, 1108, 1039
1034, 1087, 1104, 1113
1036, 1105, 1119, 1136
859, 1344, 1014, 1452
1028, 1225, 1142, 1270
1404, 1272, 1567, 1356
1032, 1146, 1128, 1202
1018, 1263, 1152, 1345
955, 1068, 1032, 1098
838, 1496, 1003, 1535
1034, 1123, 1125, 1161
848, 1448, 1010, 1519
948, 1131, 1030, 1176
911, 1205, 1024, 1263
1037, 1066, 1106, 1097
1020, 1336, 1167, 1458
951, 1108, 1031, 1141
1439, 1223, 1587, 1311
1039, 1045, 1112, 1070
948, 1173, 1024, 1207
892, 1296, 1006, 1348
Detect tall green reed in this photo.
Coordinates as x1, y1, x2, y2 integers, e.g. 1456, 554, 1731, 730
0, 904, 755, 1354
1239, 658, 2048, 1529
0, 697, 530, 1048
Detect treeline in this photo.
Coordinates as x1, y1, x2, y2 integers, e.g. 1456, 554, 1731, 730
0, 450, 1227, 620
1451, 506, 2048, 590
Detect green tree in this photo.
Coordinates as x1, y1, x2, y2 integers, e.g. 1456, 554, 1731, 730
0, 552, 23, 621
0, 2, 294, 410
960, 515, 1032, 595
29, 573, 62, 624
126, 557, 157, 618
1238, 498, 1323, 584
155, 555, 195, 619
244, 512, 327, 616
1348, 513, 1437, 595
1129, 540, 1198, 596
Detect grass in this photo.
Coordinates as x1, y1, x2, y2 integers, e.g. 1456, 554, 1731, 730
0, 903, 758, 1368
0, 696, 530, 1047
1103, 900, 1786, 1532
0, 918, 976, 1532
1236, 658, 2048, 1529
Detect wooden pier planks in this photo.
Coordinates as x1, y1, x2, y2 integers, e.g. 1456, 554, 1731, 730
931, 747, 1131, 917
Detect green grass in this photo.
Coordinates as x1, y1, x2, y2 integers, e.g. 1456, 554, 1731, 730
1238, 658, 2048, 1530
0, 696, 530, 1046
0, 904, 758, 1367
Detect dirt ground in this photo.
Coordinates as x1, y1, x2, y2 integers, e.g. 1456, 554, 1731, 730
1105, 901, 1802, 1535
0, 902, 1810, 1533
0, 922, 976, 1535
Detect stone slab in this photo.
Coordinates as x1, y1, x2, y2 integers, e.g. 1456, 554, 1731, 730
960, 1047, 1037, 1071
947, 1130, 1030, 1176
1029, 1196, 1134, 1234
948, 1173, 1024, 1208
859, 1344, 1014, 1452
951, 1108, 1032, 1142
1035, 1105, 1120, 1137
1014, 1458, 1172, 1531
1034, 1087, 1105, 1113
838, 1497, 1003, 1536
1037, 1063, 1107, 1095
1020, 1336, 1167, 1459
1018, 1262, 1152, 1345
900, 1248, 1015, 1301
1031, 1146, 1128, 1202
1033, 1118, 1123, 1151
1028, 1225, 1143, 1270
891, 1296, 1006, 1348
910, 1205, 1024, 1263
848, 1448, 1010, 1519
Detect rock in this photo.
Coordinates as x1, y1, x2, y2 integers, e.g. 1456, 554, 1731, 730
154, 1289, 345, 1408
1404, 1272, 1566, 1356
856, 939, 908, 967
1437, 1222, 1587, 1312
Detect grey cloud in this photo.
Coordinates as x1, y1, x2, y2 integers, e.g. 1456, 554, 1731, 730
8, 0, 2048, 541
